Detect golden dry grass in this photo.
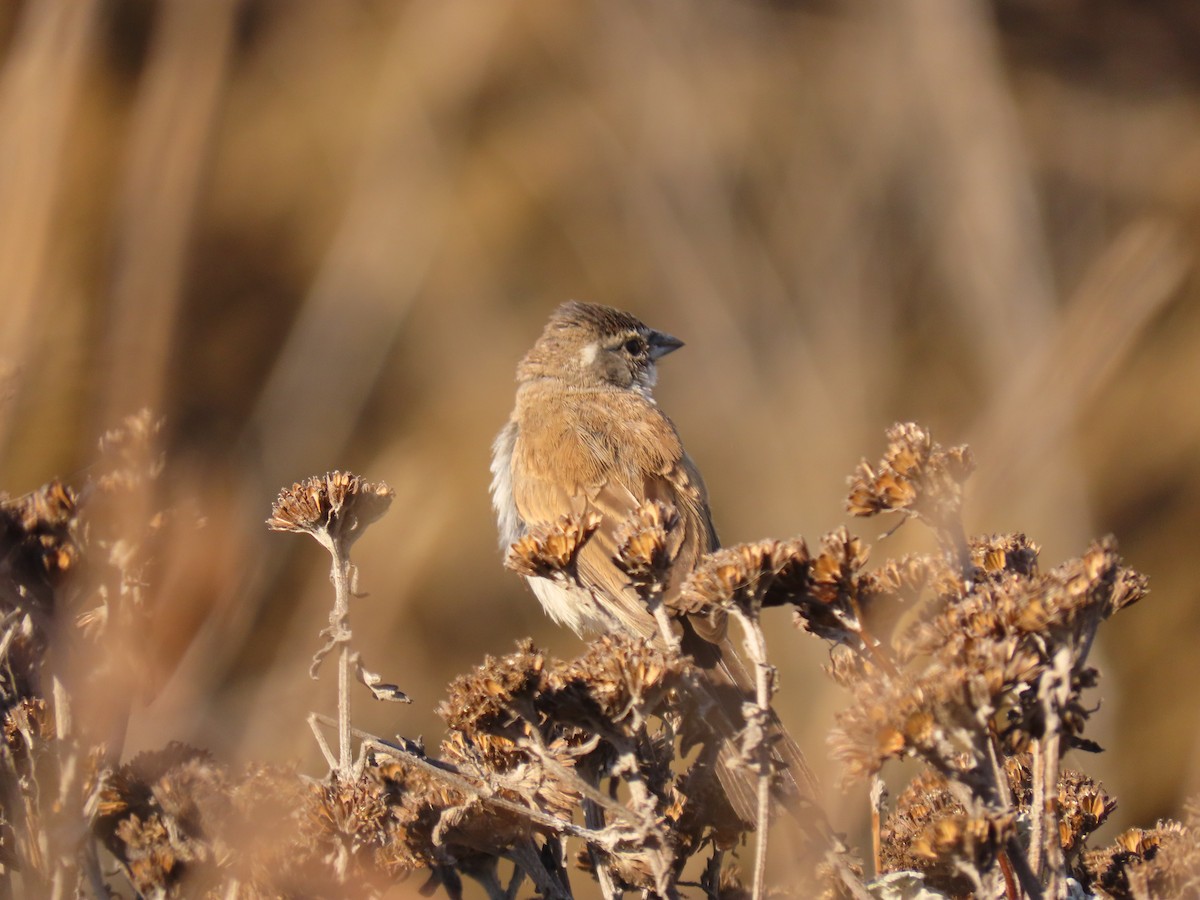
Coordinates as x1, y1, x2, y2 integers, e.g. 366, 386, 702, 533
1, 0, 1199, 864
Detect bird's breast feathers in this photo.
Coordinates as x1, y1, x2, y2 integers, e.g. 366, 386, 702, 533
514, 383, 682, 491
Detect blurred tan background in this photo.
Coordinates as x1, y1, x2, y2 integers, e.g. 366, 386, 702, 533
1, 0, 1199, 850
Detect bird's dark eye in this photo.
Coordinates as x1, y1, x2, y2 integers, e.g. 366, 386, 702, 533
624, 337, 645, 355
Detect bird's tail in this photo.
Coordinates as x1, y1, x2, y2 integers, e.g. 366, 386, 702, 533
681, 628, 827, 833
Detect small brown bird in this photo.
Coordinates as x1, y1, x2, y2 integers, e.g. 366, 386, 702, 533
491, 300, 816, 824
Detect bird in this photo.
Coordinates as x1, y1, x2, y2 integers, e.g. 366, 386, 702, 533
490, 300, 818, 826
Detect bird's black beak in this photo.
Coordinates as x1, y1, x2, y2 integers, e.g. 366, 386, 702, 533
648, 330, 684, 360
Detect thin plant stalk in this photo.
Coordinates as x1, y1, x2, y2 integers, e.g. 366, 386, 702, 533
732, 607, 772, 900
326, 537, 353, 776
267, 473, 396, 780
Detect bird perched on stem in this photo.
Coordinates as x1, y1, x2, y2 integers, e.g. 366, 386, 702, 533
490, 300, 818, 825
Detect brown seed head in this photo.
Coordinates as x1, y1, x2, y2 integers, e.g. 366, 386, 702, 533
504, 512, 602, 580
678, 537, 810, 617
846, 423, 974, 527
267, 471, 394, 547
613, 500, 682, 586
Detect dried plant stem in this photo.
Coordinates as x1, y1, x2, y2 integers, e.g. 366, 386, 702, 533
1030, 647, 1073, 896
545, 838, 573, 898
325, 538, 354, 776
732, 608, 772, 900
857, 632, 900, 680
363, 739, 623, 847
269, 473, 396, 779
80, 838, 109, 900
306, 712, 339, 772
985, 727, 1008, 793
844, 597, 899, 679
1029, 735, 1049, 879
506, 839, 570, 900
46, 681, 104, 900
51, 676, 72, 738
987, 733, 1043, 900
653, 603, 680, 652
701, 850, 723, 900
583, 799, 621, 900
504, 864, 526, 900
609, 738, 675, 898
80, 818, 109, 897
1004, 836, 1044, 900
869, 775, 886, 876
998, 851, 1019, 900
517, 728, 643, 830
936, 517, 972, 577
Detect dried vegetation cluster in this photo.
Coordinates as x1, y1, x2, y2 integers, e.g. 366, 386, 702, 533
1, 418, 1198, 899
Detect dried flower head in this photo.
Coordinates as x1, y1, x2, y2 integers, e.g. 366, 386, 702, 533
303, 768, 428, 882
93, 409, 165, 493
830, 619, 1053, 785
1056, 770, 1117, 857
2, 698, 53, 757
440, 729, 581, 820
1081, 819, 1200, 899
545, 634, 692, 728
97, 743, 231, 893
847, 423, 974, 521
794, 528, 873, 643
1013, 536, 1148, 635
504, 512, 602, 580
0, 481, 86, 695
970, 533, 1041, 579
828, 670, 937, 784
98, 750, 315, 897
0, 479, 81, 588
438, 639, 548, 732
912, 813, 1014, 889
367, 757, 468, 873
847, 423, 974, 564
879, 769, 1016, 895
267, 471, 394, 548
613, 500, 683, 587
677, 538, 810, 618
869, 554, 941, 601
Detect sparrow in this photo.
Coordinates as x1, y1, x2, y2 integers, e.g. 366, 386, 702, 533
490, 300, 817, 825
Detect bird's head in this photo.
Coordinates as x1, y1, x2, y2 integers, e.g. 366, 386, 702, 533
516, 301, 683, 396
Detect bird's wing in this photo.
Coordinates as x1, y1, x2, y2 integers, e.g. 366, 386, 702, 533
512, 392, 722, 641
654, 450, 727, 645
